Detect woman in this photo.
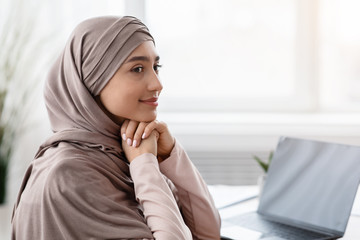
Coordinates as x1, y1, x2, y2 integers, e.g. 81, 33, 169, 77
11, 16, 221, 239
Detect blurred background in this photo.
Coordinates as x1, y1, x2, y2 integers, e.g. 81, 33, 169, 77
2, 0, 360, 237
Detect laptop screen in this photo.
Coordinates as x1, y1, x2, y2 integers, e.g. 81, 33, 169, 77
258, 137, 360, 234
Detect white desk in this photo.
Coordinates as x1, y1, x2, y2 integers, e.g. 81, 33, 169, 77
208, 185, 360, 240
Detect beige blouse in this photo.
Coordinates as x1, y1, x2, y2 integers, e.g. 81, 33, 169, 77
131, 141, 221, 239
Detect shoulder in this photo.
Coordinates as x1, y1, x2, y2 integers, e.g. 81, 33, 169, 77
43, 147, 99, 194
41, 142, 128, 198
45, 142, 100, 176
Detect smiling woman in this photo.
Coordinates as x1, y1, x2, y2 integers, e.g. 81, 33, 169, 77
97, 41, 163, 124
11, 16, 221, 240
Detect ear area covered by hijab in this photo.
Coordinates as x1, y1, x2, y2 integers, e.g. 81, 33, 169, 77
42, 16, 154, 157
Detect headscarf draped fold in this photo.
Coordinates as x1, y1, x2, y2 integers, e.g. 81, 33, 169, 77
42, 16, 154, 156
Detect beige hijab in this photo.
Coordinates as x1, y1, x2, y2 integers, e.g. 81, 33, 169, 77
12, 16, 158, 239
44, 15, 154, 151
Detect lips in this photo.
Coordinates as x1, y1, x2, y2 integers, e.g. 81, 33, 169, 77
139, 97, 159, 107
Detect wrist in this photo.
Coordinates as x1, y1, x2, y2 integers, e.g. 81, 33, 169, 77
129, 152, 157, 164
157, 138, 175, 162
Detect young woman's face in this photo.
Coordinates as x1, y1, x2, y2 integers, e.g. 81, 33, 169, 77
97, 41, 163, 124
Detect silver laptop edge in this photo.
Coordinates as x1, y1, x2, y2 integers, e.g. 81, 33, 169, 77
257, 136, 360, 237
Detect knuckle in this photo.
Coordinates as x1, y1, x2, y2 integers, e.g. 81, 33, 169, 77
144, 124, 152, 131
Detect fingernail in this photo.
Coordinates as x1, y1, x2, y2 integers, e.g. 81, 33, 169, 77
127, 138, 132, 146
132, 140, 137, 147
142, 133, 146, 139
122, 133, 126, 141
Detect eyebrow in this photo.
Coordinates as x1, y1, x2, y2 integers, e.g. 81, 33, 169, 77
125, 55, 160, 64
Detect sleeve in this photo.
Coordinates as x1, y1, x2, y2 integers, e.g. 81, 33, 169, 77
130, 153, 193, 240
159, 141, 222, 240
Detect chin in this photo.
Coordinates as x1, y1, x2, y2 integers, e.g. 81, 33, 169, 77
136, 111, 157, 122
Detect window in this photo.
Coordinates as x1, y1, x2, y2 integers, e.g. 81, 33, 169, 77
318, 0, 360, 111
144, 0, 360, 113
145, 0, 313, 112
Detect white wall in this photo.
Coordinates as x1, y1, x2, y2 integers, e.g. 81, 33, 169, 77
6, 0, 360, 205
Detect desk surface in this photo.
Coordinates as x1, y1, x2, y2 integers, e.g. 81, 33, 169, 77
208, 185, 360, 240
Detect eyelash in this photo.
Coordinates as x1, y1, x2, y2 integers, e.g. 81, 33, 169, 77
131, 64, 162, 73
154, 64, 162, 72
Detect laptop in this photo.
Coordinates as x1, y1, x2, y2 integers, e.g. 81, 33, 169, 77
223, 136, 360, 240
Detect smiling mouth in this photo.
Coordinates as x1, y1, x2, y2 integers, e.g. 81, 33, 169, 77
139, 97, 159, 107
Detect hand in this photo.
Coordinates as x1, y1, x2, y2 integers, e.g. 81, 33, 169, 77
141, 120, 175, 162
121, 124, 159, 163
121, 120, 149, 148
121, 120, 175, 162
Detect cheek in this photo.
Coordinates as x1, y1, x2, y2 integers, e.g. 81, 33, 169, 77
100, 78, 156, 121
107, 90, 138, 113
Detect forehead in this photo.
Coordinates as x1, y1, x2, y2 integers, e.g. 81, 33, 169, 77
126, 41, 159, 60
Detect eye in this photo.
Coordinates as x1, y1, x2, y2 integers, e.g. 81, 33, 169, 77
132, 66, 143, 73
154, 64, 162, 73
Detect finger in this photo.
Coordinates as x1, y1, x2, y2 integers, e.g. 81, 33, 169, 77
142, 120, 168, 139
153, 130, 160, 140
125, 120, 140, 146
147, 129, 160, 141
120, 119, 130, 141
132, 122, 148, 147
142, 120, 159, 139
155, 121, 168, 134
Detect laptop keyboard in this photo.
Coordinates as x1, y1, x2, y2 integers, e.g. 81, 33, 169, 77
226, 212, 334, 240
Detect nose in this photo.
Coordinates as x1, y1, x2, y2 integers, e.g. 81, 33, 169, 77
148, 70, 163, 92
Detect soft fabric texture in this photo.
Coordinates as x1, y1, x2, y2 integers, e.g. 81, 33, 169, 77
130, 141, 221, 239
11, 16, 221, 239
44, 15, 153, 142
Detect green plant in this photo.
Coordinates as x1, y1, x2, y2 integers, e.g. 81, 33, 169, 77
253, 151, 273, 173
